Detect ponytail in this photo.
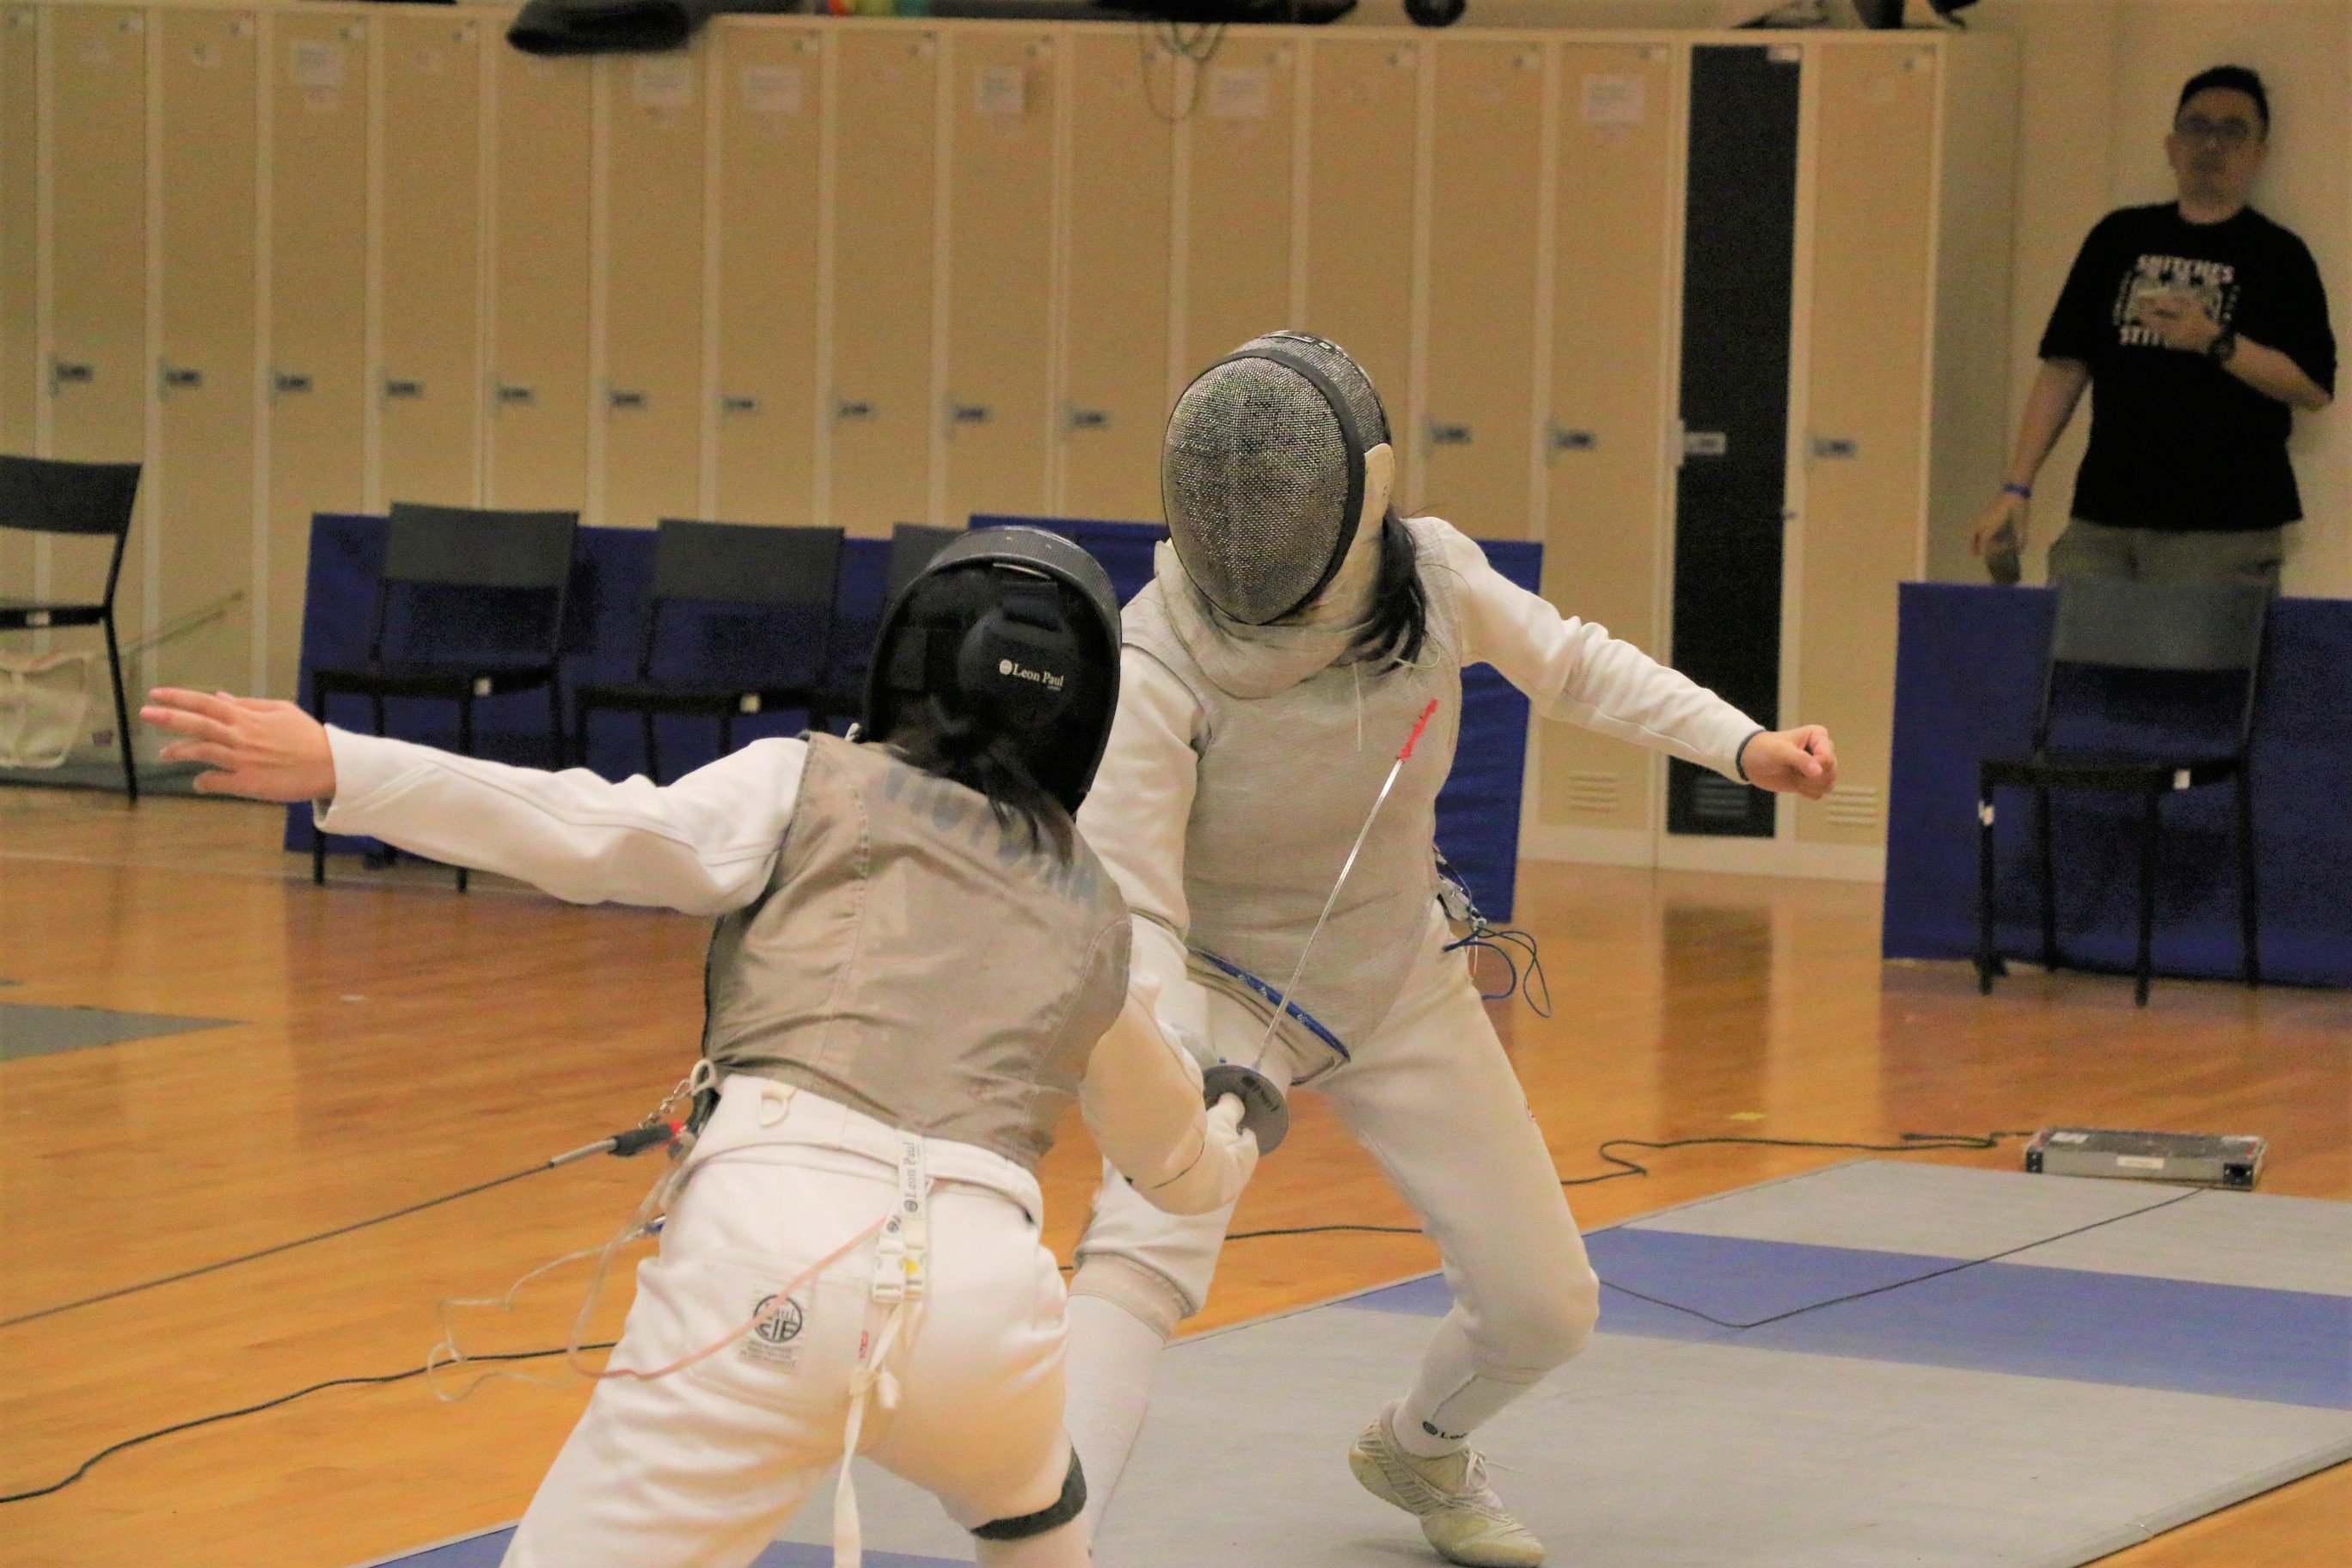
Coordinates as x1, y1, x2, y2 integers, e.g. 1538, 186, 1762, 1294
887, 696, 1076, 861
1346, 510, 1429, 671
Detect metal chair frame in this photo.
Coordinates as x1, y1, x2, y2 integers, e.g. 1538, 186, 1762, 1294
0, 456, 145, 801
1975, 578, 2269, 1006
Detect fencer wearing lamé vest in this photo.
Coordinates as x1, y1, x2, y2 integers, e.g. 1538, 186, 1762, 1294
1122, 516, 1464, 1058
701, 731, 1132, 1170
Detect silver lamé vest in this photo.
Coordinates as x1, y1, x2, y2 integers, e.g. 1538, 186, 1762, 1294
701, 733, 1131, 1171
1124, 517, 1466, 1059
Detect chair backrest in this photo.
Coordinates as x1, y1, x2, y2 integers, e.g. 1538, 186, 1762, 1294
652, 519, 843, 609
2037, 578, 2271, 754
0, 455, 141, 608
374, 503, 579, 665
383, 503, 579, 590
883, 524, 963, 603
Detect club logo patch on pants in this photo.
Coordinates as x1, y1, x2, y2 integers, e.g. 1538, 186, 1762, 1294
741, 1294, 807, 1367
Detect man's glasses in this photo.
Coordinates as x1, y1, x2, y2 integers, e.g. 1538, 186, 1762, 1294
2174, 115, 2260, 149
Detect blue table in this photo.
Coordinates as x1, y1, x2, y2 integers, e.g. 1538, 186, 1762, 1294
290, 514, 1540, 922
1883, 583, 2351, 988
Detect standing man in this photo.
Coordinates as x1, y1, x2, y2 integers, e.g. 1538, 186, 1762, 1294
1974, 65, 2334, 586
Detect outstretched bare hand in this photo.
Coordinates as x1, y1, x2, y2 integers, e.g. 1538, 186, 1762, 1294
1741, 726, 1838, 800
141, 688, 336, 804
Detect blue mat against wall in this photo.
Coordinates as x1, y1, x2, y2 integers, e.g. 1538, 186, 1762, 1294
288, 516, 1539, 921
1883, 583, 2351, 987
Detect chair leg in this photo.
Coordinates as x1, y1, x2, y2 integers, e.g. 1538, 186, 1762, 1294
1975, 787, 2001, 995
102, 612, 138, 805
309, 680, 330, 885
2134, 788, 2161, 1007
642, 711, 661, 787
2237, 771, 2261, 989
2034, 785, 2058, 971
455, 695, 475, 894
547, 680, 567, 770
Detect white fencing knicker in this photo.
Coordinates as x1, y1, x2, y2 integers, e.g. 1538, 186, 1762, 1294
501, 1075, 1081, 1568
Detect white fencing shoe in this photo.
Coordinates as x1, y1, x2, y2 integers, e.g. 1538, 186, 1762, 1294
1347, 1405, 1545, 1567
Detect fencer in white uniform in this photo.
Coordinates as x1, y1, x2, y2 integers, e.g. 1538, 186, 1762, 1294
1063, 334, 1839, 1566
142, 529, 1270, 1568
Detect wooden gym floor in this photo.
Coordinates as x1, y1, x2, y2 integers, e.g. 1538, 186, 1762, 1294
2, 785, 2345, 1568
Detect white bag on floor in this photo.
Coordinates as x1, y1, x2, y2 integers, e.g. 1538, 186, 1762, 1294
0, 650, 95, 769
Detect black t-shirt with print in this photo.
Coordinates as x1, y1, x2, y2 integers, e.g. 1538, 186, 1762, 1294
2041, 202, 2336, 532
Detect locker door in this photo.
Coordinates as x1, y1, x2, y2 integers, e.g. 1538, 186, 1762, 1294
49, 6, 148, 642
1535, 43, 1678, 838
487, 50, 591, 512
1668, 44, 1800, 839
711, 23, 821, 525
827, 28, 938, 537
265, 10, 371, 699
599, 51, 705, 530
942, 28, 1056, 524
1179, 34, 1295, 375
1421, 41, 1546, 536
156, 9, 260, 695
0, 8, 40, 598
379, 12, 484, 510
1300, 38, 1417, 432
1794, 44, 1938, 850
1058, 28, 1171, 523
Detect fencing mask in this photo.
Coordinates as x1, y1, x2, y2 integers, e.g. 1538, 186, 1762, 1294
1161, 332, 1392, 627
862, 527, 1123, 814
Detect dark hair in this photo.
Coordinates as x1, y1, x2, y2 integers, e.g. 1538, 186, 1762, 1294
1346, 510, 1430, 671
2177, 65, 2269, 134
878, 568, 1078, 861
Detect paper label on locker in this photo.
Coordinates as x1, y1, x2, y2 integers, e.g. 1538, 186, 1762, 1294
1206, 65, 1271, 120
1581, 74, 1645, 126
742, 63, 805, 117
289, 40, 346, 89
633, 58, 694, 111
975, 63, 1026, 117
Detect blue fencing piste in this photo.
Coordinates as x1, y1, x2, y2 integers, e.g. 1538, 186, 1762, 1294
290, 514, 1541, 921
1883, 582, 2352, 987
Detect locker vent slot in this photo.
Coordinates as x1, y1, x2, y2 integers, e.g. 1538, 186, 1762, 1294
1561, 771, 1622, 813
1821, 785, 1880, 829
1691, 773, 1755, 823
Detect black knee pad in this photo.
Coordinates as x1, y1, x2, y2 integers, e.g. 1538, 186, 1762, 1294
971, 1452, 1086, 1542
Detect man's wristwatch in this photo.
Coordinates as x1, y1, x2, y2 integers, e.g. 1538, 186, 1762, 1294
2208, 328, 2239, 364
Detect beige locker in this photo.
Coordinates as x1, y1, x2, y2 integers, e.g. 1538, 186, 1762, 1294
1792, 45, 1939, 850
1179, 34, 1295, 376
47, 5, 148, 643
1299, 37, 1417, 433
1420, 40, 1545, 536
1534, 42, 1678, 836
710, 22, 822, 525
599, 50, 705, 530
378, 13, 485, 510
827, 28, 938, 537
1058, 28, 1170, 523
155, 9, 260, 695
265, 10, 371, 699
942, 28, 1056, 524
487, 49, 592, 512
0, 7, 39, 601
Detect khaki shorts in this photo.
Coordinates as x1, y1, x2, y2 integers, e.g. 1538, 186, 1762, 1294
2048, 519, 2285, 587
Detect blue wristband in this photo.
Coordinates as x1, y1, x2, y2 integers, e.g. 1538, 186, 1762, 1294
2000, 482, 2032, 499
1734, 729, 1764, 783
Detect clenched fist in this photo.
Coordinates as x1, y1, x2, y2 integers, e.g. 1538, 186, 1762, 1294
1739, 726, 1838, 800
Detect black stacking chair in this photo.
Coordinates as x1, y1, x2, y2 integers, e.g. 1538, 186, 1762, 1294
573, 519, 844, 784
0, 456, 144, 801
1976, 578, 2269, 1006
310, 503, 579, 891
818, 524, 962, 732
885, 523, 963, 602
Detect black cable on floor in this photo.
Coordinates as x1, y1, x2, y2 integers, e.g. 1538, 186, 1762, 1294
1227, 1130, 2034, 1243
0, 1341, 618, 1506
0, 1164, 556, 1332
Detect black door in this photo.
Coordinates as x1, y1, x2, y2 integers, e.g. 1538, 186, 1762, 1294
1668, 45, 1801, 838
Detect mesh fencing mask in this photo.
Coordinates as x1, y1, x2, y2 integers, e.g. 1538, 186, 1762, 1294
1161, 333, 1392, 627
